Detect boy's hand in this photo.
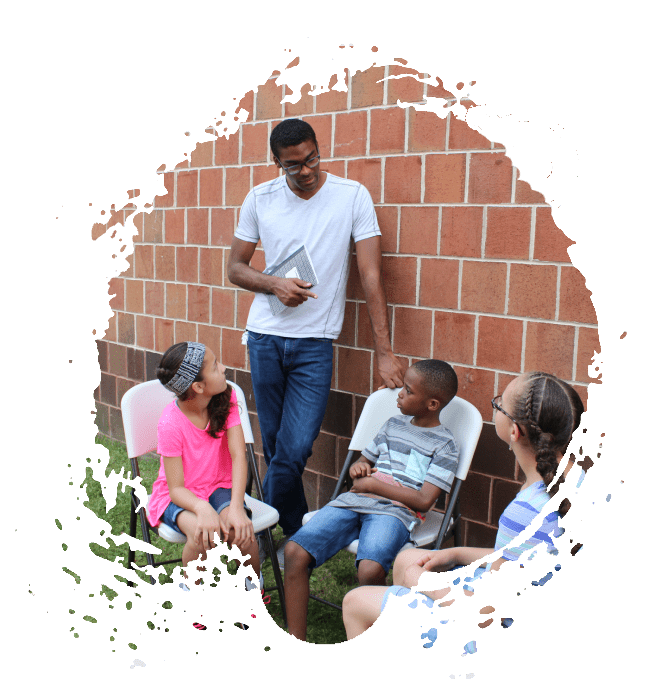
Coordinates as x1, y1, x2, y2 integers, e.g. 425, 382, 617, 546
349, 461, 376, 479
220, 505, 255, 549
194, 504, 222, 550
350, 477, 374, 495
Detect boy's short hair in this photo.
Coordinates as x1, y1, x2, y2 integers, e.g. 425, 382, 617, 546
270, 118, 318, 159
411, 359, 458, 405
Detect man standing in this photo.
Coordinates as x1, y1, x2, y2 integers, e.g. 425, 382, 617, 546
228, 118, 405, 563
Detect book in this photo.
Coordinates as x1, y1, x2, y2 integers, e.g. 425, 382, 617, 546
265, 244, 319, 316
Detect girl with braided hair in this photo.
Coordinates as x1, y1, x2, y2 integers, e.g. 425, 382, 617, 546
343, 371, 584, 645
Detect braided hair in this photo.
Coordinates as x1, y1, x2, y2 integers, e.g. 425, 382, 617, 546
156, 342, 233, 438
511, 372, 585, 516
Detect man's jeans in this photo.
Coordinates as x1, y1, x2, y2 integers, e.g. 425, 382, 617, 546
247, 332, 333, 536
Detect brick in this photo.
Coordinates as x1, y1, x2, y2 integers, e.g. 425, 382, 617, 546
199, 247, 224, 286
375, 206, 397, 253
242, 122, 269, 164
108, 342, 127, 377
187, 285, 210, 323
357, 302, 393, 349
187, 208, 209, 245
534, 207, 572, 263
142, 209, 163, 243
100, 372, 117, 406
393, 307, 432, 357
96, 340, 108, 373
575, 326, 601, 384
174, 321, 197, 345
253, 164, 277, 187
323, 160, 345, 178
433, 311, 475, 364
485, 207, 531, 260
515, 176, 546, 204
307, 431, 337, 477
460, 471, 491, 524
164, 209, 185, 244
118, 252, 134, 279
136, 315, 154, 351
399, 206, 438, 255
154, 171, 174, 208
302, 470, 319, 511
155, 318, 174, 352
336, 300, 356, 346
476, 316, 523, 372
440, 206, 483, 257
316, 73, 349, 112
284, 83, 313, 117
91, 222, 106, 240
426, 76, 454, 100
492, 479, 523, 525
461, 261, 507, 313
199, 168, 224, 206
381, 255, 417, 305
122, 335, 143, 378
134, 245, 154, 279
334, 110, 367, 157
108, 277, 124, 311
225, 167, 251, 206
559, 267, 598, 324
471, 423, 516, 479
237, 290, 253, 327
190, 140, 213, 168
524, 322, 575, 381
454, 365, 497, 421
468, 153, 514, 203
117, 312, 135, 345
197, 324, 221, 357
424, 154, 466, 203
95, 402, 109, 436
386, 65, 424, 104
408, 108, 446, 153
384, 156, 422, 203
572, 383, 589, 411
125, 279, 144, 314
336, 346, 372, 395
346, 158, 382, 203
448, 114, 491, 150
212, 287, 236, 327
145, 350, 162, 381
104, 314, 117, 343
222, 328, 246, 369
215, 131, 239, 165
464, 521, 498, 548
176, 170, 197, 207
351, 65, 385, 108
176, 247, 198, 283
507, 263, 557, 319
166, 283, 186, 320
117, 377, 137, 406
237, 91, 254, 121
255, 78, 282, 121
419, 259, 459, 309
370, 107, 406, 154
301, 114, 332, 159
211, 208, 235, 247
322, 390, 353, 439
155, 245, 175, 281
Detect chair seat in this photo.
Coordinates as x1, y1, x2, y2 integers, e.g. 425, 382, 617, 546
302, 508, 451, 554
156, 494, 279, 545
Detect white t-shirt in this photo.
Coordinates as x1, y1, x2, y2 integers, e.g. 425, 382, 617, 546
234, 173, 380, 339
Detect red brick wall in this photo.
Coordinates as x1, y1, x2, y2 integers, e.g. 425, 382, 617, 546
94, 65, 599, 548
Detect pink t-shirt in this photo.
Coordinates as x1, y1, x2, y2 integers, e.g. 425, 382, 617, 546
147, 390, 241, 528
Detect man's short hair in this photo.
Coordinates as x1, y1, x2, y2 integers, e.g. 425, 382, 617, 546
270, 118, 318, 159
411, 359, 458, 404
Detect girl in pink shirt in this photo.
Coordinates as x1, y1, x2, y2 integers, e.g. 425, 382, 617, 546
149, 341, 260, 593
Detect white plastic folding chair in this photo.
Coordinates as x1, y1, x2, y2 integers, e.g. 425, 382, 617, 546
302, 387, 483, 610
121, 378, 286, 624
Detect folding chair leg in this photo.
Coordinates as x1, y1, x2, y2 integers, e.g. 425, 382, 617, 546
262, 526, 287, 629
128, 490, 137, 571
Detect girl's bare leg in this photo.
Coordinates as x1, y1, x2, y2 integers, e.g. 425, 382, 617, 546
342, 585, 389, 640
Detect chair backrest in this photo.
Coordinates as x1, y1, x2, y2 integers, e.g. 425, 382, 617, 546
120, 379, 253, 459
347, 388, 483, 482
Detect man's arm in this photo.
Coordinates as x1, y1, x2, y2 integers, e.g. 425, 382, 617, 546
227, 237, 317, 308
354, 236, 405, 389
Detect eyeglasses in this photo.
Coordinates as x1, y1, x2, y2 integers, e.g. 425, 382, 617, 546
491, 395, 522, 430
276, 152, 321, 175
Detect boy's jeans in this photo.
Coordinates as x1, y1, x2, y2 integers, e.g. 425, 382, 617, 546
247, 332, 333, 536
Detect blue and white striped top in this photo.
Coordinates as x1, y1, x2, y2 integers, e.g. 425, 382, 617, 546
495, 480, 560, 561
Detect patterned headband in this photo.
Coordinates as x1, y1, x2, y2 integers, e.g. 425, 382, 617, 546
165, 342, 206, 396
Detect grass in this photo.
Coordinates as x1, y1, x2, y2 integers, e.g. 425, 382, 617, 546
86, 435, 392, 644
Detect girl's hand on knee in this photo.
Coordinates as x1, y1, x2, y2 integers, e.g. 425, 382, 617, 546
194, 504, 221, 550
220, 505, 255, 549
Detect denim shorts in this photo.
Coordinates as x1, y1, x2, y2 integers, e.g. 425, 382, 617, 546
289, 505, 410, 573
161, 487, 251, 535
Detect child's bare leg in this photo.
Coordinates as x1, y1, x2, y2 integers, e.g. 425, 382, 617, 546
176, 511, 210, 581
392, 547, 425, 585
342, 585, 389, 640
356, 559, 387, 586
283, 541, 314, 641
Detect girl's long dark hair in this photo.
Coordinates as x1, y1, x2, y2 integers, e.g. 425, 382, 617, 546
156, 343, 232, 438
511, 372, 585, 517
